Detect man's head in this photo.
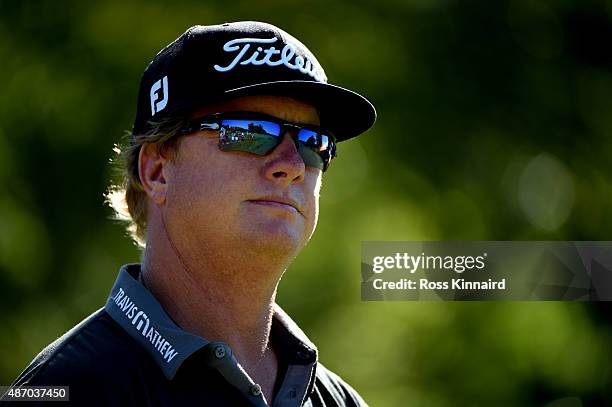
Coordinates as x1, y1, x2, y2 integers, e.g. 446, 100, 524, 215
107, 21, 376, 252
138, 95, 322, 264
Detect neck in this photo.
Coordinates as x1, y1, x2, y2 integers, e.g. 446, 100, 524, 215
140, 215, 287, 399
142, 250, 279, 359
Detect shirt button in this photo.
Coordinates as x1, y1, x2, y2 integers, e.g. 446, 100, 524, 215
214, 345, 226, 359
250, 384, 262, 396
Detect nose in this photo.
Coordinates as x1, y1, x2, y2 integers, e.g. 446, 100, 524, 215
263, 133, 305, 184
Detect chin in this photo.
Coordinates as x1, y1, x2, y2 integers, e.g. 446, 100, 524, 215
242, 221, 305, 258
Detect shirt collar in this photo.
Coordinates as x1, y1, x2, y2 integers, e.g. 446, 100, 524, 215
271, 304, 318, 365
104, 264, 318, 380
104, 264, 209, 379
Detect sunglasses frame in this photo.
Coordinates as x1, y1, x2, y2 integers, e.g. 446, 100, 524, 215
180, 111, 337, 171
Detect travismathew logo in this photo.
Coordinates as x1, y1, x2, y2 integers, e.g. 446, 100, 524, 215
112, 287, 178, 363
213, 37, 326, 82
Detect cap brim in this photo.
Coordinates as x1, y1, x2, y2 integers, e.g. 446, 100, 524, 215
222, 81, 376, 142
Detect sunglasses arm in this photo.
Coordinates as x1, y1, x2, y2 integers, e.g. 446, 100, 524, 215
199, 122, 220, 131
180, 120, 220, 136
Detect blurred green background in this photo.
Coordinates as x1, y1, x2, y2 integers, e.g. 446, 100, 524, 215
1, 0, 612, 406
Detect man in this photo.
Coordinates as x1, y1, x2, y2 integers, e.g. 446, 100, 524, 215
4, 21, 376, 406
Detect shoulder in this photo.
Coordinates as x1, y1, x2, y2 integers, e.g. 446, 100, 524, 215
8, 308, 153, 404
312, 362, 369, 407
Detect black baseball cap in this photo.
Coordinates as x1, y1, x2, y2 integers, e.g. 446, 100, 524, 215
132, 21, 376, 142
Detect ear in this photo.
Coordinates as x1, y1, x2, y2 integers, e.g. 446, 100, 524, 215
139, 143, 171, 205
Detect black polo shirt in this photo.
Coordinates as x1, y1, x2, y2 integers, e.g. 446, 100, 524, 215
4, 264, 368, 406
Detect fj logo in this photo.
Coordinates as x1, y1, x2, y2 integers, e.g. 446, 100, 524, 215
150, 76, 168, 116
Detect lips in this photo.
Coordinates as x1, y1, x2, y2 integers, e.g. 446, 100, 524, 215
247, 196, 301, 214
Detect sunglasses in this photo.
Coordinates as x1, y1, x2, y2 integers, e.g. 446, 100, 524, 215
180, 112, 337, 171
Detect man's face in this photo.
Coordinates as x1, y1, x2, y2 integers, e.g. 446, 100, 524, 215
161, 95, 323, 264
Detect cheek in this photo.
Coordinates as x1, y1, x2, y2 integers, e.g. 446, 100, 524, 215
313, 175, 322, 214
304, 174, 322, 235
165, 144, 243, 221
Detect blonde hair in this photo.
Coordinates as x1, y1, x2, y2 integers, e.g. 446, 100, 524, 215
105, 117, 189, 247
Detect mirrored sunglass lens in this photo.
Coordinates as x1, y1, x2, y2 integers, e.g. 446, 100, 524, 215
218, 120, 281, 155
297, 129, 331, 152
296, 129, 333, 170
296, 142, 325, 170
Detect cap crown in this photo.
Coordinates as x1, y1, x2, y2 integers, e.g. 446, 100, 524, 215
133, 22, 327, 134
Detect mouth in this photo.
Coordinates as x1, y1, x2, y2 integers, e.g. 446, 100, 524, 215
247, 197, 301, 215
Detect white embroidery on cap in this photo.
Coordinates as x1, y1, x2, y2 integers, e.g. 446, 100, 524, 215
213, 37, 326, 82
150, 75, 169, 116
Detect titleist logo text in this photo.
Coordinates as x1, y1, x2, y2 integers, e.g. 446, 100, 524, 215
213, 37, 326, 82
